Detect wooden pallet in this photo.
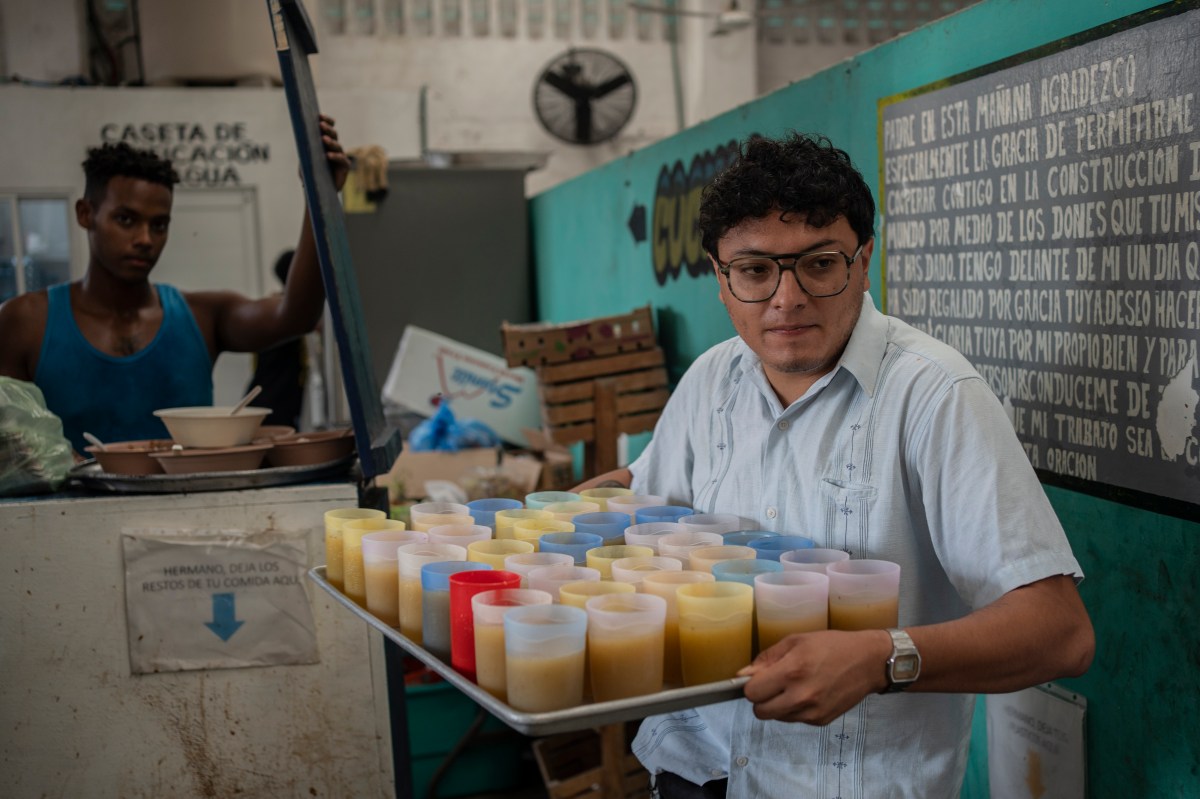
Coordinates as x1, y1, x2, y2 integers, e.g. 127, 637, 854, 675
533, 722, 650, 799
537, 347, 669, 476
501, 306, 657, 368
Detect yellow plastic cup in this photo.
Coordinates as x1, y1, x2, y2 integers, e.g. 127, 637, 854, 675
676, 581, 754, 686
342, 517, 408, 607
468, 538, 535, 569
324, 507, 387, 591
585, 544, 654, 580
542, 500, 601, 522
494, 508, 552, 540
578, 487, 634, 511
512, 518, 575, 552
408, 501, 474, 533
687, 545, 757, 574
642, 570, 715, 686
558, 579, 636, 609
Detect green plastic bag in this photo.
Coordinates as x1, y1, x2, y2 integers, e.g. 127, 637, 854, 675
0, 377, 74, 496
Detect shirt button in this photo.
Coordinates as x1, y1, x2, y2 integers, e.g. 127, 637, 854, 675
710, 769, 725, 777
766, 507, 777, 519
735, 756, 749, 767
778, 420, 789, 431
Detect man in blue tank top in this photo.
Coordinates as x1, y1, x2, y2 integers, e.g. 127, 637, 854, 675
0, 116, 349, 453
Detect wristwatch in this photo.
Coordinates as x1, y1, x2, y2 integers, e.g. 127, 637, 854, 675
883, 628, 921, 693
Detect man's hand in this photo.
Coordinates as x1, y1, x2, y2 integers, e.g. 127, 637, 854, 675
319, 114, 351, 190
737, 629, 891, 725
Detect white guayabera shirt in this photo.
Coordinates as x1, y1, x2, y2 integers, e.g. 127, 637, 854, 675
629, 295, 1082, 799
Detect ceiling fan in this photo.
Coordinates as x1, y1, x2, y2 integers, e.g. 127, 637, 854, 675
628, 0, 758, 36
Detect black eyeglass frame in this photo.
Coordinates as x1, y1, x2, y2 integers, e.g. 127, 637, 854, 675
714, 244, 865, 303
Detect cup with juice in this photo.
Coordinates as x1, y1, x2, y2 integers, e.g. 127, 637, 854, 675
471, 588, 552, 701
609, 555, 683, 589
493, 508, 552, 540
605, 494, 667, 518
504, 604, 588, 712
585, 545, 655, 580
623, 522, 688, 554
449, 569, 522, 680
779, 548, 850, 574
361, 528, 428, 626
677, 513, 744, 535
826, 559, 901, 630
538, 531, 603, 565
504, 551, 575, 587
396, 542, 468, 643
468, 538, 534, 569
527, 565, 601, 601
408, 502, 473, 533
420, 560, 492, 661
657, 531, 723, 562
324, 507, 387, 591
688, 545, 757, 574
642, 570, 715, 686
754, 571, 830, 649
585, 593, 667, 701
511, 518, 575, 552
542, 501, 601, 523
342, 518, 409, 608
676, 581, 754, 686
578, 486, 633, 511
427, 523, 493, 549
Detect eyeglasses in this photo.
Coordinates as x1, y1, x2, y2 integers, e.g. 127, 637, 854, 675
715, 245, 863, 303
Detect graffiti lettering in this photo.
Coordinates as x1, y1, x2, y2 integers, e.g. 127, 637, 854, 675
651, 140, 741, 285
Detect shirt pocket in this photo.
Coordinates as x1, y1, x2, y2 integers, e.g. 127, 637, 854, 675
817, 477, 879, 552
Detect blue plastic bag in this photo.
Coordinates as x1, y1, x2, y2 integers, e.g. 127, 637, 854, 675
408, 400, 501, 452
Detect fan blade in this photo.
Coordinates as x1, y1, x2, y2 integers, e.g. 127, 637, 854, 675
590, 73, 632, 100
544, 69, 587, 100
575, 98, 593, 144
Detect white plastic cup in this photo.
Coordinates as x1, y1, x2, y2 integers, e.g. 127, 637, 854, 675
657, 531, 724, 562
585, 593, 668, 701
504, 604, 588, 712
504, 551, 575, 587
427, 523, 493, 549
826, 559, 901, 631
678, 513, 744, 535
610, 555, 683, 588
780, 548, 851, 574
754, 571, 830, 649
623, 521, 688, 553
396, 542, 468, 643
472, 588, 553, 701
409, 501, 473, 533
527, 564, 601, 601
361, 529, 429, 626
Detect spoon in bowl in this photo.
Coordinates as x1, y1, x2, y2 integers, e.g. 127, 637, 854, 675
83, 432, 107, 451
230, 385, 263, 416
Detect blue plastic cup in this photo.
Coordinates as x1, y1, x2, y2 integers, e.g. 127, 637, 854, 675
724, 530, 780, 547
572, 511, 633, 546
711, 558, 784, 586
539, 531, 605, 565
748, 535, 816, 561
420, 560, 492, 661
635, 505, 694, 525
467, 498, 524, 530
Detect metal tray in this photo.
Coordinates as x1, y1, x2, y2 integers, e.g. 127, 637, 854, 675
69, 455, 356, 494
308, 566, 748, 736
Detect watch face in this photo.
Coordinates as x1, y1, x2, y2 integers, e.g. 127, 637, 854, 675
892, 655, 920, 681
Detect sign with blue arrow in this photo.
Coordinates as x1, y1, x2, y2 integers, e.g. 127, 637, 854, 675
205, 593, 245, 642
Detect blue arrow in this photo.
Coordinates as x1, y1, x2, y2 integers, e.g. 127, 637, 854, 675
205, 593, 244, 642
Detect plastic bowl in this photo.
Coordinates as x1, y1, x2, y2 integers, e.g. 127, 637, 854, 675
255, 425, 297, 441
265, 429, 356, 467
149, 442, 273, 474
153, 406, 271, 448
85, 439, 174, 475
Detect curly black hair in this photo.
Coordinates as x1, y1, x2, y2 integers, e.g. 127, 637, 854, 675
82, 142, 179, 205
699, 132, 876, 257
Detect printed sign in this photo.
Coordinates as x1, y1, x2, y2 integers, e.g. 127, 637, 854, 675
880, 4, 1200, 516
987, 684, 1087, 799
122, 530, 318, 674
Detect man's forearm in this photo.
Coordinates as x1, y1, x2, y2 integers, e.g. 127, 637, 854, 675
571, 467, 632, 493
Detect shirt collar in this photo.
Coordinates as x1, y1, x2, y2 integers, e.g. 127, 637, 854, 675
731, 292, 889, 400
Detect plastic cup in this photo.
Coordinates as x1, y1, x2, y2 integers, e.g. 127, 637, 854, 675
558, 579, 636, 609
342, 517, 408, 608
657, 531, 724, 562
494, 508, 552, 540
826, 559, 901, 631
585, 593, 668, 701
504, 604, 588, 712
396, 542, 468, 643
748, 535, 817, 561
324, 508, 387, 591
504, 551, 575, 587
467, 497, 524, 530
472, 588, 553, 701
710, 558, 783, 586
467, 538, 535, 569
362, 529, 430, 626
610, 556, 683, 588
642, 571, 715, 686
578, 487, 634, 511
688, 545, 757, 574
571, 512, 634, 546
723, 530, 779, 547
408, 502, 473, 533
427, 523, 493, 549
635, 505, 694, 525
420, 561, 492, 661
623, 521, 688, 553
755, 572, 830, 649
538, 532, 604, 565
780, 548, 851, 574
678, 513, 744, 535
543, 501, 601, 522
449, 569, 522, 680
585, 544, 655, 580
676, 581, 754, 686
524, 491, 581, 510
527, 565, 601, 601
511, 518, 575, 552
606, 494, 667, 516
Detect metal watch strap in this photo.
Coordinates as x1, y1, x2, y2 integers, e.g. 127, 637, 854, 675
883, 628, 921, 693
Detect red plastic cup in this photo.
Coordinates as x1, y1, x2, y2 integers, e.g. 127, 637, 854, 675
449, 569, 521, 680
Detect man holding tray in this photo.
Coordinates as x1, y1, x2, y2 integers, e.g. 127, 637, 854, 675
576, 132, 1093, 798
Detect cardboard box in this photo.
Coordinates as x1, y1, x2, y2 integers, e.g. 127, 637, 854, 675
381, 326, 542, 447
378, 447, 500, 501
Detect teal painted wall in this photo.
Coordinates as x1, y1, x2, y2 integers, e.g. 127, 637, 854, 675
529, 1, 1199, 796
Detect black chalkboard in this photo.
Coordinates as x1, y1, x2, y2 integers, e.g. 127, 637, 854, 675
880, 2, 1200, 519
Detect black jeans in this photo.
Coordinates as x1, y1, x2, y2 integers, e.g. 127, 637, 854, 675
652, 771, 729, 799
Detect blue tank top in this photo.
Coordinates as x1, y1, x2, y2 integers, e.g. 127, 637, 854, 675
35, 283, 213, 452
